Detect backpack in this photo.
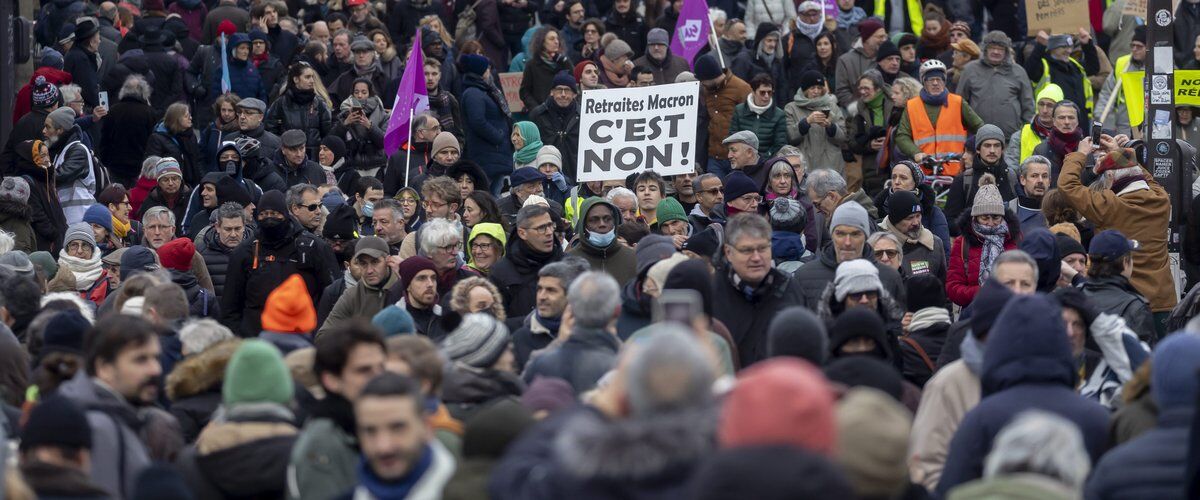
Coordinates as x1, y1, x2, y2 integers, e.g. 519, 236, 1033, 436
455, 0, 483, 42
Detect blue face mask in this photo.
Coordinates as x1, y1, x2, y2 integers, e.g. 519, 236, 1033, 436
361, 201, 374, 218
588, 228, 615, 247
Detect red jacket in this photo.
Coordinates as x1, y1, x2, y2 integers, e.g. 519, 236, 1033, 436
12, 68, 72, 125
946, 213, 1021, 307
129, 176, 158, 217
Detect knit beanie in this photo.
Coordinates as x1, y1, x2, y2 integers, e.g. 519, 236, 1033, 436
41, 310, 91, 359
83, 204, 114, 233
694, 53, 723, 81
119, 245, 160, 280
1095, 148, 1139, 174
645, 253, 688, 291
719, 358, 837, 454
970, 184, 1005, 216
20, 395, 92, 451
39, 47, 65, 70
461, 54, 490, 76
767, 306, 828, 365
323, 203, 361, 241
441, 313, 511, 369
856, 18, 884, 42
769, 197, 807, 234
154, 157, 183, 180
1055, 232, 1086, 258
970, 279, 1014, 338
681, 226, 721, 259
833, 259, 882, 301
904, 273, 945, 312
431, 131, 460, 155
462, 398, 536, 459
974, 124, 1006, 149
830, 201, 871, 236
886, 190, 921, 226
656, 197, 687, 224
635, 234, 677, 276
551, 71, 578, 91
222, 339, 295, 407
573, 60, 596, 82
256, 190, 288, 217
156, 237, 194, 272
0, 176, 30, 204
1151, 333, 1200, 410
723, 171, 758, 203
798, 70, 825, 91
261, 274, 317, 333
522, 376, 576, 415
835, 387, 913, 499
535, 145, 562, 170
321, 135, 347, 164
31, 76, 61, 108
372, 305, 416, 336
63, 222, 96, 249
398, 256, 437, 294
875, 41, 900, 62
47, 106, 76, 130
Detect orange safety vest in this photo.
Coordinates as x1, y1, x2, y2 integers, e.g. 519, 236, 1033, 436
906, 93, 967, 177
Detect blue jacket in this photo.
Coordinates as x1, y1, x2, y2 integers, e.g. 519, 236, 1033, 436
522, 326, 621, 395
937, 294, 1110, 497
460, 74, 514, 179
216, 34, 266, 101
1085, 407, 1193, 500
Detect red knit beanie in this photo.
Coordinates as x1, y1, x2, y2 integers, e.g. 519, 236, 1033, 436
398, 256, 437, 294
719, 358, 837, 454
218, 20, 238, 38
156, 238, 194, 272
573, 60, 596, 83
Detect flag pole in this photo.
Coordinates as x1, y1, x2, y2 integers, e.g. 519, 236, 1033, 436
403, 107, 415, 188
707, 13, 725, 69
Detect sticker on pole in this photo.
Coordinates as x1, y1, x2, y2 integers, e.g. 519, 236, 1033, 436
1152, 74, 1171, 104
1157, 9, 1172, 25
577, 81, 700, 182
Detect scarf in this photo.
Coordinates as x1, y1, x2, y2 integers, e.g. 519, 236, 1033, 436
112, 216, 131, 239
599, 54, 630, 87
535, 312, 562, 335
290, 87, 316, 104
58, 249, 103, 291
1047, 128, 1084, 159
836, 6, 866, 30
252, 51, 269, 67
1111, 174, 1148, 194
512, 122, 543, 165
920, 27, 950, 55
864, 91, 885, 125
745, 93, 771, 115
355, 447, 432, 500
343, 268, 358, 289
323, 158, 344, 185
973, 220, 1009, 285
797, 15, 823, 39
908, 306, 951, 332
920, 88, 948, 107
1031, 115, 1053, 137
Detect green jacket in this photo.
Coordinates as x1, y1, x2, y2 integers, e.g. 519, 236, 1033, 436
287, 418, 358, 500
895, 95, 985, 157
566, 197, 638, 286
729, 98, 790, 158
316, 270, 398, 341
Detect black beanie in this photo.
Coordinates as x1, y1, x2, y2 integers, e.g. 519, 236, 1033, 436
681, 226, 721, 261
768, 306, 829, 366
20, 395, 92, 451
323, 202, 361, 241
663, 259, 714, 317
1055, 233, 1086, 259
886, 190, 922, 225
40, 310, 90, 361
970, 279, 1014, 339
904, 273, 946, 313
256, 190, 288, 217
876, 40, 901, 62
823, 357, 904, 402
215, 175, 252, 207
799, 70, 826, 92
321, 135, 347, 164
828, 308, 891, 361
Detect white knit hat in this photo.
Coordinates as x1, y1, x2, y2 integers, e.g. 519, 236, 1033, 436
834, 259, 883, 301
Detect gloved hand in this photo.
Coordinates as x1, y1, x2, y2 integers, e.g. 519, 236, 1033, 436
551, 171, 568, 191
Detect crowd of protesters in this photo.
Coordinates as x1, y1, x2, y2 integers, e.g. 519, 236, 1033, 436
4, 0, 1200, 498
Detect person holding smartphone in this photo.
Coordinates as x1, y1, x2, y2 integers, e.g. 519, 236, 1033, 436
784, 70, 848, 179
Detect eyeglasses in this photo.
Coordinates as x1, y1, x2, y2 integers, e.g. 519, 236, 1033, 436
296, 203, 321, 212
731, 244, 769, 257
847, 291, 879, 301
471, 241, 495, 252
424, 200, 448, 210
738, 194, 763, 204
703, 187, 723, 195
874, 249, 900, 259
398, 197, 418, 205
436, 243, 462, 253
524, 222, 555, 234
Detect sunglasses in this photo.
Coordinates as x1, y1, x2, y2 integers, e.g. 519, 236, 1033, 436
703, 187, 723, 195
874, 249, 900, 258
297, 203, 321, 212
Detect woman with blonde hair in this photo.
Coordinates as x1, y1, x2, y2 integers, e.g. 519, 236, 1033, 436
449, 277, 506, 321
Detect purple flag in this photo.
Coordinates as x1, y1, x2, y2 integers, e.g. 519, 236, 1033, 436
670, 0, 712, 69
384, 31, 429, 156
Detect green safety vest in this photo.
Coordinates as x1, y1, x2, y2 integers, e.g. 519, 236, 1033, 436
874, 0, 924, 35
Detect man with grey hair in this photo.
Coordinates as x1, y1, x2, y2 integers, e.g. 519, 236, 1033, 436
1009, 155, 1050, 234
200, 202, 248, 300
511, 256, 591, 370
490, 204, 564, 322
370, 198, 407, 255
712, 213, 806, 367
142, 206, 178, 250
806, 168, 877, 223
178, 318, 235, 357
287, 183, 323, 232
605, 187, 638, 224
951, 410, 1091, 497
724, 130, 766, 187
795, 201, 905, 310
522, 271, 622, 393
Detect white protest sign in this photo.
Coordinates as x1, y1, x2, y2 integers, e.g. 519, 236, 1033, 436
577, 81, 700, 182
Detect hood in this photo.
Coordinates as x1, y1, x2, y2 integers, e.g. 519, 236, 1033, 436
574, 197, 622, 250
555, 405, 716, 484
466, 222, 507, 264
447, 160, 489, 192
0, 199, 32, 221
981, 294, 1075, 396
166, 339, 240, 400
196, 431, 296, 496
227, 33, 250, 56
771, 231, 806, 262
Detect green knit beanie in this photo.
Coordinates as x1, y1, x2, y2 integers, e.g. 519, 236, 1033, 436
222, 340, 294, 408
656, 197, 688, 224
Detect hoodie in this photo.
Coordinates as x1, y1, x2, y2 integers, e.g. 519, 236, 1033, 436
936, 294, 1110, 497
565, 197, 637, 286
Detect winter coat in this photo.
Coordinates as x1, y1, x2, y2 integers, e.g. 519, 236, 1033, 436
530, 100, 581, 182
1082, 275, 1156, 343
218, 47, 266, 101
330, 113, 387, 176
138, 185, 192, 233
782, 28, 826, 94
170, 269, 220, 319
512, 313, 557, 372
317, 276, 350, 330
784, 93, 847, 176
329, 65, 391, 110
792, 243, 907, 311
177, 405, 298, 499
12, 67, 71, 125
1024, 42, 1100, 123
475, 0, 510, 71
49, 126, 99, 224
0, 200, 36, 254
949, 474, 1079, 500
632, 52, 691, 86
730, 97, 790, 158
198, 219, 237, 301
880, 217, 948, 282
565, 198, 638, 286
288, 400, 359, 500
901, 319, 952, 387
442, 365, 526, 421
731, 49, 789, 106
166, 339, 235, 443
834, 46, 873, 108
98, 97, 157, 182
944, 159, 1018, 226
490, 238, 564, 322
266, 89, 333, 159
142, 44, 186, 114
850, 94, 893, 195
1086, 406, 1192, 499
604, 11, 648, 58
317, 271, 399, 341
201, 4, 250, 44
703, 71, 753, 160
273, 154, 327, 188
936, 304, 1109, 497
12, 144, 68, 252
743, 0, 796, 38
711, 265, 806, 367
20, 461, 111, 500
220, 221, 339, 336
910, 357, 982, 491
946, 211, 1022, 307
520, 55, 573, 111
1059, 152, 1175, 312
875, 184, 952, 255
956, 57, 1035, 138
462, 73, 516, 181
523, 326, 621, 394
145, 123, 204, 187
64, 46, 102, 107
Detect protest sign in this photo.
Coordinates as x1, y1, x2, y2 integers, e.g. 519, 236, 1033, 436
1025, 0, 1089, 36
1121, 70, 1200, 127
577, 82, 700, 182
499, 72, 524, 113
1122, 0, 1179, 18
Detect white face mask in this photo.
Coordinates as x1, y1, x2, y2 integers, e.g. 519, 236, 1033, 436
587, 227, 616, 247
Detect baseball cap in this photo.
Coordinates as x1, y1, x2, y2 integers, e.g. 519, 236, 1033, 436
354, 236, 390, 260
1088, 229, 1140, 260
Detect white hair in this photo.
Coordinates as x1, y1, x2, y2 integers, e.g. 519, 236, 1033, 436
708, 7, 727, 22
118, 75, 152, 104
40, 292, 95, 323
418, 218, 464, 256
59, 84, 83, 104
984, 410, 1091, 492
605, 187, 636, 205
179, 318, 235, 355
568, 271, 621, 329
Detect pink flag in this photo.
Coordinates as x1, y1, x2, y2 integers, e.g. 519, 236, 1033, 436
384, 31, 429, 156
670, 0, 712, 69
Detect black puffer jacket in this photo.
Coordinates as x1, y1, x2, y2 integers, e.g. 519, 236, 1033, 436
711, 265, 807, 367
198, 227, 237, 302
529, 99, 581, 182
171, 269, 221, 319
15, 143, 68, 253
489, 238, 565, 323
272, 154, 327, 188
265, 89, 333, 159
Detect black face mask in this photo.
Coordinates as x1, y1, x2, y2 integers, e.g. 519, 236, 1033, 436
223, 159, 240, 175
258, 216, 289, 241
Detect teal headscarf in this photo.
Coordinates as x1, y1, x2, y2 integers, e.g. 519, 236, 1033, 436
513, 121, 544, 165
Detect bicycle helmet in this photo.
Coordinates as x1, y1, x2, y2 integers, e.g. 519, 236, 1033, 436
234, 136, 261, 158
919, 59, 947, 81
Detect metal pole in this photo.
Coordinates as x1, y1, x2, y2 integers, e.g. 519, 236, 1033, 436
403, 107, 415, 187
1146, 0, 1183, 252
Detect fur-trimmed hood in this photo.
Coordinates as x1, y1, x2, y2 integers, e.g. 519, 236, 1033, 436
167, 339, 241, 401
554, 405, 716, 484
0, 199, 32, 221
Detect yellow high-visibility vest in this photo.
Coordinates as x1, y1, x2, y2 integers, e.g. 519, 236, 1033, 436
1019, 123, 1044, 163
874, 0, 924, 35
1036, 58, 1095, 117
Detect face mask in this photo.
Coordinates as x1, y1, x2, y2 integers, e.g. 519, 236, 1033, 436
587, 228, 616, 247
258, 217, 289, 240
222, 159, 239, 174
361, 201, 374, 218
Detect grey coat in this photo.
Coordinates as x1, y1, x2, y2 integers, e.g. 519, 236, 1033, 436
956, 57, 1035, 138
834, 45, 875, 108
58, 372, 157, 499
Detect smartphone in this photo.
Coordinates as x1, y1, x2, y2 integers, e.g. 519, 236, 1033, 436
98, 91, 109, 108
1091, 121, 1102, 145
653, 289, 703, 325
